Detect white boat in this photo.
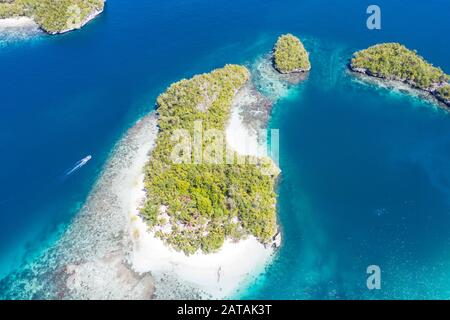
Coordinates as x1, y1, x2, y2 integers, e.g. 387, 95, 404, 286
66, 155, 92, 175
81, 155, 92, 164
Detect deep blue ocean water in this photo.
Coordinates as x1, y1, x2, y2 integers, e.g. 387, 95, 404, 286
1, 0, 450, 299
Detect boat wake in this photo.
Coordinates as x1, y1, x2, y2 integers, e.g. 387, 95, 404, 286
65, 155, 92, 176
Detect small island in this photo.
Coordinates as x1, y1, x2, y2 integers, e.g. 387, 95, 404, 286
273, 33, 311, 74
349, 43, 450, 107
0, 0, 105, 34
140, 65, 280, 255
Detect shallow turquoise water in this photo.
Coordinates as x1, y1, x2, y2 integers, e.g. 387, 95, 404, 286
1, 0, 450, 299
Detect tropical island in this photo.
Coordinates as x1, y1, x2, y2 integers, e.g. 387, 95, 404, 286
273, 33, 311, 74
140, 64, 280, 255
349, 43, 450, 107
0, 0, 104, 34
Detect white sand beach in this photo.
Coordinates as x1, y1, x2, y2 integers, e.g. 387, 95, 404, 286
0, 17, 37, 29
128, 208, 273, 298
226, 105, 260, 157
226, 84, 268, 158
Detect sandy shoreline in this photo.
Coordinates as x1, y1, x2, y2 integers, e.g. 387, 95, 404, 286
128, 211, 273, 298
0, 17, 37, 29
126, 85, 276, 298
226, 97, 261, 157
0, 16, 41, 43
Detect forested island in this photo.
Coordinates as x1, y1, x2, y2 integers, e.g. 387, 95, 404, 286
350, 43, 450, 107
273, 33, 311, 74
141, 65, 280, 255
0, 0, 104, 34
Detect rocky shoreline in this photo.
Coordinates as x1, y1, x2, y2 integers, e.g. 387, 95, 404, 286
274, 64, 310, 84
273, 61, 311, 76
349, 64, 450, 108
48, 7, 104, 35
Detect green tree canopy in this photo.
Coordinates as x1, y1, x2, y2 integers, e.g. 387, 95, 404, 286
273, 34, 311, 74
350, 43, 449, 90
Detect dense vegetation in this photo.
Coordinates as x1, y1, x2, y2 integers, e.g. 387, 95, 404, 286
273, 34, 311, 74
0, 0, 26, 19
0, 0, 25, 18
141, 65, 279, 255
350, 43, 449, 91
0, 0, 104, 33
